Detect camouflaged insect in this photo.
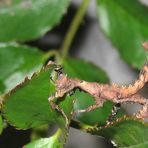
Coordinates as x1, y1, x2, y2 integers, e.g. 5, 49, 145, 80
48, 42, 148, 127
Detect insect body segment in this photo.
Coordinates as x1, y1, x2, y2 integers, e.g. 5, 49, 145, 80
48, 43, 148, 127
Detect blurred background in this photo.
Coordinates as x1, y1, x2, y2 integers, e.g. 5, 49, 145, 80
0, 0, 148, 147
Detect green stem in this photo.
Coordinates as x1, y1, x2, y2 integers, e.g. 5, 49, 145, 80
42, 50, 60, 63
54, 128, 63, 139
70, 120, 93, 131
53, 128, 69, 146
61, 0, 90, 60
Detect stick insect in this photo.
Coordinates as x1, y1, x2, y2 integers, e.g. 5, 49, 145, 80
48, 42, 148, 127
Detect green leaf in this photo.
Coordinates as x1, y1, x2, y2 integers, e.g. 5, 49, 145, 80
63, 58, 109, 83
90, 117, 148, 147
0, 115, 3, 134
97, 0, 148, 69
1, 58, 122, 129
73, 90, 114, 126
2, 65, 56, 129
25, 138, 62, 148
2, 64, 74, 129
25, 129, 63, 148
0, 0, 70, 41
0, 43, 43, 94
63, 58, 116, 126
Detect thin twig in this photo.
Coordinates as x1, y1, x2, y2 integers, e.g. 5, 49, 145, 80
42, 50, 60, 63
61, 0, 90, 61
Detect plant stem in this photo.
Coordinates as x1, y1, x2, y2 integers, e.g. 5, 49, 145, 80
54, 128, 63, 139
70, 120, 93, 131
42, 50, 60, 63
61, 0, 90, 60
53, 128, 69, 146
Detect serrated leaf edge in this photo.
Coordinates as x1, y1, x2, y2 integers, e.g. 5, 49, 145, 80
1, 63, 56, 130
87, 115, 148, 133
103, 115, 148, 128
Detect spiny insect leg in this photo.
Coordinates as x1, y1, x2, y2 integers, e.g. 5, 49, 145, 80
77, 104, 99, 113
48, 94, 69, 128
75, 98, 104, 114
72, 103, 101, 119
106, 103, 121, 125
115, 94, 148, 119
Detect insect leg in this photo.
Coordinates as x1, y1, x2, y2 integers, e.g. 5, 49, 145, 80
48, 94, 69, 128
115, 94, 148, 119
106, 103, 121, 125
74, 98, 104, 115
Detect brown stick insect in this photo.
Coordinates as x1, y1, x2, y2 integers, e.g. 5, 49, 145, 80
48, 42, 148, 127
